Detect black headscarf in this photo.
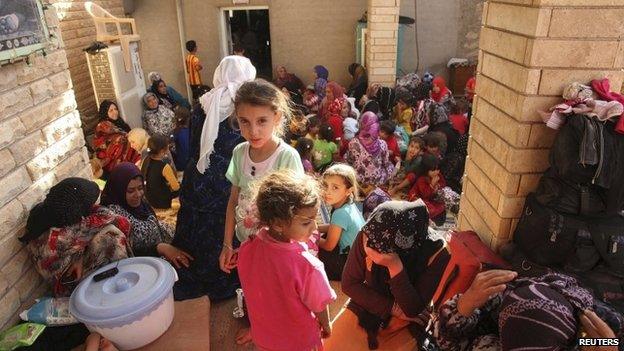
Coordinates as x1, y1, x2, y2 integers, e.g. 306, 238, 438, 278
21, 178, 101, 242
375, 86, 396, 121
150, 79, 177, 109
101, 162, 154, 221
347, 63, 367, 105
362, 100, 380, 115
98, 100, 131, 132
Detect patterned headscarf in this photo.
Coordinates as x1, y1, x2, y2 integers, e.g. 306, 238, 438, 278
357, 112, 381, 155
363, 200, 430, 255
498, 273, 597, 350
363, 200, 439, 286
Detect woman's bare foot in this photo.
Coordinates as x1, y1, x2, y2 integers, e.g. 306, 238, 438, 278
235, 327, 253, 346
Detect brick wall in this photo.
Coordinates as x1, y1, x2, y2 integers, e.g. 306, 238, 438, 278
50, 0, 125, 133
0, 5, 92, 329
366, 0, 401, 86
458, 0, 624, 250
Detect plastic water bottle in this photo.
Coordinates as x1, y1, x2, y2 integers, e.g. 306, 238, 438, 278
19, 297, 78, 326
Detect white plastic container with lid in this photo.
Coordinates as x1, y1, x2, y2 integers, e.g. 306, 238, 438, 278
69, 257, 178, 350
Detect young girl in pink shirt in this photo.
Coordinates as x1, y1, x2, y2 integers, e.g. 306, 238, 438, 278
238, 170, 337, 351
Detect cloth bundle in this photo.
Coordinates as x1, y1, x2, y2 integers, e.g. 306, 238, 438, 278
541, 79, 624, 133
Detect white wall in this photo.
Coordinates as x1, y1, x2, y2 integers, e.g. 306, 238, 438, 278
399, 0, 482, 80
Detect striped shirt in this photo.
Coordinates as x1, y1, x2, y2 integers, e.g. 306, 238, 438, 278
185, 54, 202, 85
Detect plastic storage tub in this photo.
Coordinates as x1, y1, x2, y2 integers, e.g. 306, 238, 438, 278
70, 257, 178, 350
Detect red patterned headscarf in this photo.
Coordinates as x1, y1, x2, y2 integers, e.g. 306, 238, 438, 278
431, 76, 450, 103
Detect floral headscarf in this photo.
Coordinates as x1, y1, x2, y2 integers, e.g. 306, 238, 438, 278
357, 112, 381, 155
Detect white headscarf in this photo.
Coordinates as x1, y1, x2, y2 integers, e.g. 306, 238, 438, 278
196, 56, 256, 173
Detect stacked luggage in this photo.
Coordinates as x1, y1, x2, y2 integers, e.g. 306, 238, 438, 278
512, 113, 624, 314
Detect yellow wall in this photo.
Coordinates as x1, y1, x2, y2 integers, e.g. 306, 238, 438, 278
132, 0, 366, 96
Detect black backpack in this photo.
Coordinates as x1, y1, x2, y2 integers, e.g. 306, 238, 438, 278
513, 193, 584, 268
514, 193, 624, 277
535, 167, 608, 217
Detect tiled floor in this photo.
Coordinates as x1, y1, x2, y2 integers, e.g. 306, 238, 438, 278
208, 280, 349, 350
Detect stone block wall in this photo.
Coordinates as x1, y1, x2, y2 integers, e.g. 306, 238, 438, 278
50, 0, 125, 133
366, 0, 400, 86
458, 0, 624, 250
0, 5, 91, 329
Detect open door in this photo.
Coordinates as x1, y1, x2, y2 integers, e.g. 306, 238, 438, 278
219, 6, 272, 79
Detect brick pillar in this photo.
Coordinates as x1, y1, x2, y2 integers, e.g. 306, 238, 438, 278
366, 0, 400, 87
458, 0, 624, 250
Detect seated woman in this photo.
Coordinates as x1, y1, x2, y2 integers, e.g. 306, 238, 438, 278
274, 65, 305, 104
20, 178, 132, 297
347, 63, 368, 107
313, 65, 329, 100
148, 71, 191, 110
320, 81, 347, 122
325, 200, 450, 351
93, 100, 141, 179
142, 92, 176, 139
345, 112, 395, 187
435, 271, 624, 350
101, 162, 192, 268
430, 76, 454, 113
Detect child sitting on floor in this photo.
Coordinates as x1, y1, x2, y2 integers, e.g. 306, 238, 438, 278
379, 120, 401, 163
303, 85, 320, 113
295, 137, 315, 174
407, 154, 459, 226
424, 131, 446, 159
141, 135, 180, 209
238, 170, 336, 351
341, 99, 356, 120
361, 184, 392, 219
341, 101, 358, 157
318, 164, 365, 280
312, 124, 338, 172
326, 98, 345, 144
305, 115, 321, 140
393, 92, 414, 135
389, 136, 425, 197
448, 100, 469, 136
127, 128, 149, 161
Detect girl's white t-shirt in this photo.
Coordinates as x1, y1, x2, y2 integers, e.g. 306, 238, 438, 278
226, 141, 304, 242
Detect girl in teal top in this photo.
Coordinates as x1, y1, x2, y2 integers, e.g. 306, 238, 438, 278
318, 163, 365, 280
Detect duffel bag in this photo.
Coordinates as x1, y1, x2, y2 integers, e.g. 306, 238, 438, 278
513, 193, 586, 267
589, 215, 624, 278
575, 265, 624, 315
535, 167, 608, 217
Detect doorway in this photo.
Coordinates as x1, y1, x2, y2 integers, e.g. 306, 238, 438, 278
219, 7, 272, 80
